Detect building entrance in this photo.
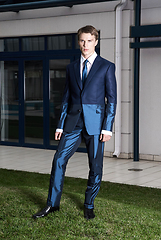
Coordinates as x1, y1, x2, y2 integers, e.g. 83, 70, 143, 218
0, 34, 99, 151
0, 57, 71, 150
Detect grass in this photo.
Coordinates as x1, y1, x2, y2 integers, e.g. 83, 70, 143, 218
0, 168, 161, 240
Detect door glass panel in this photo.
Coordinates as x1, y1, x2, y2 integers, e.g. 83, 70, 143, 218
24, 60, 43, 144
0, 61, 19, 142
49, 59, 70, 145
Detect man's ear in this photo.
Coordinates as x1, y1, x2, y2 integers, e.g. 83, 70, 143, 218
95, 40, 98, 47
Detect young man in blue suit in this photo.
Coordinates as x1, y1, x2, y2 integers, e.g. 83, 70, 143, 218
33, 25, 117, 220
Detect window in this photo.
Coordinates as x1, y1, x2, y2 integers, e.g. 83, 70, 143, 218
22, 37, 44, 51
0, 38, 19, 52
48, 35, 72, 50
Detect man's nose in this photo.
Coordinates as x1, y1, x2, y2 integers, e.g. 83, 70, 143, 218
83, 41, 87, 47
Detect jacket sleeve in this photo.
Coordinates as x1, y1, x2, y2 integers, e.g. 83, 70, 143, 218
102, 63, 117, 132
56, 66, 70, 130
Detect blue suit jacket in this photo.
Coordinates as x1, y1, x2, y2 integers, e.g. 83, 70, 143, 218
57, 55, 117, 135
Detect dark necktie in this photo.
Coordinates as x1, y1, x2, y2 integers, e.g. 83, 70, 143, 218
82, 59, 88, 85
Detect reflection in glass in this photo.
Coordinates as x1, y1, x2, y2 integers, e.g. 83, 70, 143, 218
24, 60, 43, 144
0, 38, 19, 52
49, 59, 70, 145
48, 35, 72, 50
0, 61, 19, 142
22, 37, 44, 51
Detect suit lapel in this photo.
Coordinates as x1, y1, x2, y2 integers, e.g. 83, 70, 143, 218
74, 59, 82, 90
73, 55, 102, 91
83, 56, 102, 89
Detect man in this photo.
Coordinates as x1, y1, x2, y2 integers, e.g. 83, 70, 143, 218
33, 25, 117, 220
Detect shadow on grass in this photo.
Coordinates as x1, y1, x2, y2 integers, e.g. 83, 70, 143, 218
1, 168, 161, 212
63, 191, 84, 210
19, 187, 47, 209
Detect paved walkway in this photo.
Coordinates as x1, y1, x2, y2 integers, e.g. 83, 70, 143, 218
1, 145, 161, 189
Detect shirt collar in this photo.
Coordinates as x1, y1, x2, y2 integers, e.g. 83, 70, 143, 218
81, 51, 97, 65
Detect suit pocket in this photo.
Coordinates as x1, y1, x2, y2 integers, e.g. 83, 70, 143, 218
96, 109, 101, 114
96, 106, 105, 114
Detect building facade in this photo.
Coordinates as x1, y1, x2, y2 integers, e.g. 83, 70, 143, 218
0, 0, 161, 161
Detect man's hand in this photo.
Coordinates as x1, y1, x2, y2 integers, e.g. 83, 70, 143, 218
100, 134, 111, 142
55, 132, 62, 141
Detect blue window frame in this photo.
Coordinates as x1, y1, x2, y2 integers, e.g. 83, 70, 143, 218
0, 33, 100, 152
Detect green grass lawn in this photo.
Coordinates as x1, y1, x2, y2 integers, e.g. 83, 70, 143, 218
0, 168, 161, 240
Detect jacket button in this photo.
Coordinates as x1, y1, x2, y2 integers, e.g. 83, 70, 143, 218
78, 109, 81, 112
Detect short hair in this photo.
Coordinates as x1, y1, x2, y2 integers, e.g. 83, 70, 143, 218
77, 25, 99, 41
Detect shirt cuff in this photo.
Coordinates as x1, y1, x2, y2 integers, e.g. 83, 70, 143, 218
56, 128, 63, 133
56, 129, 112, 136
101, 130, 112, 136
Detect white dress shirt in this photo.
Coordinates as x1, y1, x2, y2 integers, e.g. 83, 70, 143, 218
56, 51, 112, 136
80, 51, 97, 79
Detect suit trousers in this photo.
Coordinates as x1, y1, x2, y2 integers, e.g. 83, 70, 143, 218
47, 116, 104, 209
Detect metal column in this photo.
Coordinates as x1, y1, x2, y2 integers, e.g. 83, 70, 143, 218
133, 0, 141, 161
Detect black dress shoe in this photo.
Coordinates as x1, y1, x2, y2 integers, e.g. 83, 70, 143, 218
84, 208, 95, 220
32, 206, 59, 219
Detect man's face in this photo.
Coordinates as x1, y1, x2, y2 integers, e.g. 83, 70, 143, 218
78, 33, 98, 59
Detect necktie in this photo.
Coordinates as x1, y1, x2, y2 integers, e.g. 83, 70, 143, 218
82, 59, 88, 85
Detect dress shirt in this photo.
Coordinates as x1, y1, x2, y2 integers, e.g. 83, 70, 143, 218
56, 51, 112, 136
80, 51, 97, 80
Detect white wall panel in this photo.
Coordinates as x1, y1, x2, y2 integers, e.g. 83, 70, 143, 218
122, 10, 132, 38
0, 12, 115, 38
142, 0, 161, 9
122, 38, 132, 70
121, 133, 132, 154
142, 7, 161, 25
121, 102, 131, 134
121, 70, 132, 102
140, 48, 161, 155
100, 39, 115, 63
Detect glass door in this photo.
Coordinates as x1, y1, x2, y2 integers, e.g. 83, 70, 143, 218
0, 58, 71, 147
49, 58, 86, 150
0, 60, 19, 142
0, 57, 85, 150
49, 59, 70, 146
24, 60, 44, 144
